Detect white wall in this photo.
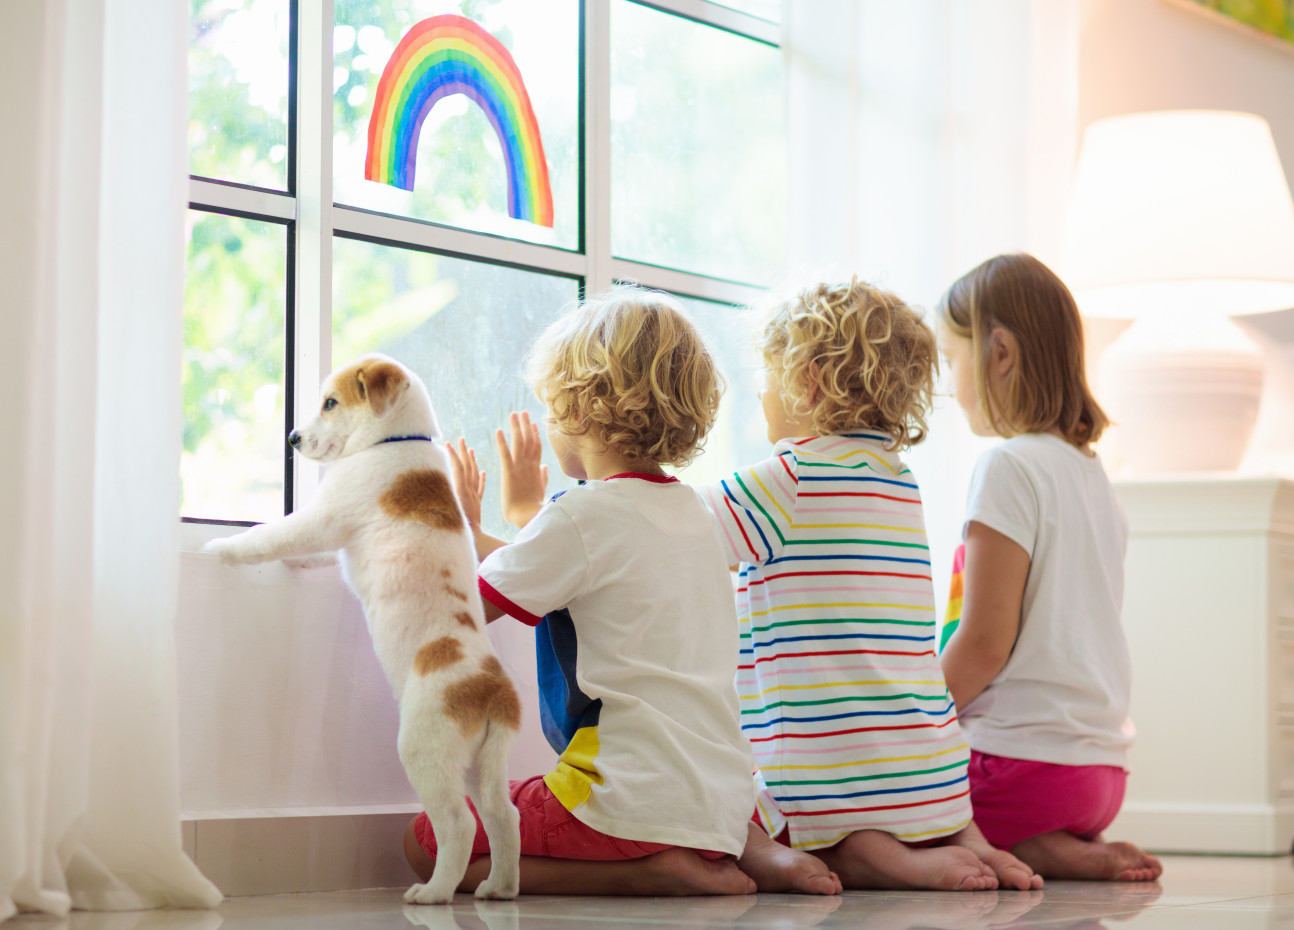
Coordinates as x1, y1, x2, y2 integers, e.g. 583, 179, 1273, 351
176, 540, 555, 817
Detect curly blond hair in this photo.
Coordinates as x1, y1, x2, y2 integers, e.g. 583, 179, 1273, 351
759, 278, 936, 449
526, 286, 723, 468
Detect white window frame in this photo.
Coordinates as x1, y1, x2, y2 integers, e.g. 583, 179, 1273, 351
183, 0, 780, 548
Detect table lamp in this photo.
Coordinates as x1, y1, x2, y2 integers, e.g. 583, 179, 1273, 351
1060, 110, 1294, 473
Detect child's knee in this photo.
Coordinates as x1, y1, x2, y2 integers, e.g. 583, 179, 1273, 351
404, 815, 434, 881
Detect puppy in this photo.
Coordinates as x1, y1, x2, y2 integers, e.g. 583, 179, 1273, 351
203, 354, 521, 905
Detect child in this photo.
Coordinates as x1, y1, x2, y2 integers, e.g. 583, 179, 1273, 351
699, 279, 1039, 892
405, 286, 838, 896
935, 253, 1162, 883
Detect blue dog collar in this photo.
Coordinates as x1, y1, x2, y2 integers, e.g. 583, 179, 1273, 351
377, 435, 436, 445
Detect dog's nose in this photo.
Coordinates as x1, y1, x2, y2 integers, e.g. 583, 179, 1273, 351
288, 430, 302, 448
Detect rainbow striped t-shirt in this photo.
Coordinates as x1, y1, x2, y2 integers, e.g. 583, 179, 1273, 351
701, 432, 972, 851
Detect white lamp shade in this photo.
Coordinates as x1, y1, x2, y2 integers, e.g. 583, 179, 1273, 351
1061, 110, 1294, 318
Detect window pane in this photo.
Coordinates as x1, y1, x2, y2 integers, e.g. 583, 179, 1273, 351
669, 296, 771, 486
182, 212, 288, 522
332, 238, 580, 539
711, 1, 780, 23
333, 1, 579, 250
188, 0, 290, 189
611, 3, 786, 284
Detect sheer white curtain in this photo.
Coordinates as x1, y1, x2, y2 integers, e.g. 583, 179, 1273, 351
783, 0, 1081, 607
0, 0, 222, 919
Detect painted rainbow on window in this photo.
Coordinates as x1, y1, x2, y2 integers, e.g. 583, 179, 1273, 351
364, 15, 554, 227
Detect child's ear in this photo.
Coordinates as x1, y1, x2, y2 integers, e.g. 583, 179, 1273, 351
987, 327, 1018, 379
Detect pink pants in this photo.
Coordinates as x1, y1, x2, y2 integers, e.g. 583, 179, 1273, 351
968, 750, 1127, 850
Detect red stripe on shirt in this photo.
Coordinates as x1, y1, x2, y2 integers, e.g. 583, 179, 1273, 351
782, 789, 971, 817
724, 494, 761, 561
736, 647, 935, 670
798, 491, 921, 505
747, 717, 958, 743
478, 576, 543, 627
779, 454, 798, 483
738, 570, 932, 594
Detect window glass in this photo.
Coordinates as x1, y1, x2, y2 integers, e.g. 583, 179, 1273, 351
182, 212, 288, 522
611, 2, 786, 285
188, 0, 291, 189
333, 1, 579, 250
332, 237, 581, 538
711, 1, 780, 22
670, 296, 770, 486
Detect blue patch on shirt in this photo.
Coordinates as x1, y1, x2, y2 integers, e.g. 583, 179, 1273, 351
532, 488, 600, 755
535, 609, 602, 755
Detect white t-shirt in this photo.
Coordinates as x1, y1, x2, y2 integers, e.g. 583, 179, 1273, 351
958, 433, 1134, 769
477, 474, 755, 856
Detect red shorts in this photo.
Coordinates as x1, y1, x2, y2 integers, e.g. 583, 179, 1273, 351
968, 750, 1127, 850
413, 775, 728, 862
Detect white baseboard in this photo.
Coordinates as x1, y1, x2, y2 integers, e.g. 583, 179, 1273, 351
183, 806, 422, 897
1109, 801, 1294, 855
184, 798, 1294, 897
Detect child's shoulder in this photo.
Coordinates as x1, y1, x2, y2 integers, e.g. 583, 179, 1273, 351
984, 432, 1097, 468
974, 434, 1110, 496
973, 434, 1047, 480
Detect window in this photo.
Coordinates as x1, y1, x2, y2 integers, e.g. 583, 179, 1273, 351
183, 0, 786, 534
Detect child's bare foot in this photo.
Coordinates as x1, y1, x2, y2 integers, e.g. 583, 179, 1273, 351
947, 822, 1044, 890
813, 829, 998, 891
736, 824, 842, 895
1012, 830, 1163, 882
634, 848, 758, 895
447, 847, 756, 896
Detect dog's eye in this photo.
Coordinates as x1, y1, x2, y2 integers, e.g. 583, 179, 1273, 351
323, 397, 338, 412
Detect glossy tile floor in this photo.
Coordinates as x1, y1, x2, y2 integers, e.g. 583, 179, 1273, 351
11, 855, 1294, 929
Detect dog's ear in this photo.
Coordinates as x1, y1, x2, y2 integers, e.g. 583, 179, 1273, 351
356, 360, 409, 417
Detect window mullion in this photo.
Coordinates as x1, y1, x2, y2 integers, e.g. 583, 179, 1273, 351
584, 0, 613, 295
293, 0, 334, 510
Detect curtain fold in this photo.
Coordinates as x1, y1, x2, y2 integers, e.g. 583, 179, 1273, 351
0, 0, 222, 918
782, 0, 1082, 616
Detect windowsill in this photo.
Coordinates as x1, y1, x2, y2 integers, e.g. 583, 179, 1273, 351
179, 519, 250, 552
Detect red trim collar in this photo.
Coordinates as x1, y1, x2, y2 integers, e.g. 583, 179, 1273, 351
604, 472, 679, 483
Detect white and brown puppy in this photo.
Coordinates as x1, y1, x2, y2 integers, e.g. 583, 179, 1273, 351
202, 354, 521, 905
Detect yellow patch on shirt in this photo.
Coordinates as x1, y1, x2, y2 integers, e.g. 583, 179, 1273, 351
543, 726, 604, 810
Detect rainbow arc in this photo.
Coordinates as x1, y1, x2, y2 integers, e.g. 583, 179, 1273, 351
365, 15, 554, 228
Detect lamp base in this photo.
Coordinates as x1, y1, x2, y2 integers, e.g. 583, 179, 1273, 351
1098, 311, 1263, 473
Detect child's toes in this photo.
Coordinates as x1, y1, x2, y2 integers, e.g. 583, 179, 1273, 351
982, 849, 1042, 891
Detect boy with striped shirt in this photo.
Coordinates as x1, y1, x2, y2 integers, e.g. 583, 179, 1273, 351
701, 280, 1041, 892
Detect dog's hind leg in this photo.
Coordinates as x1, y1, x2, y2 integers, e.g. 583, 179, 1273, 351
468, 718, 521, 900
400, 717, 476, 905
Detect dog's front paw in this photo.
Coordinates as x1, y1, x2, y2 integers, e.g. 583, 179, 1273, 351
201, 536, 251, 565
404, 881, 455, 906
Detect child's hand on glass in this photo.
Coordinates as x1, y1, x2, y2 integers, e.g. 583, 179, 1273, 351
496, 411, 548, 529
445, 438, 486, 531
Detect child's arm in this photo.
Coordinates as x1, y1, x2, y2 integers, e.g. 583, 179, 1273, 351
939, 520, 1030, 711
445, 438, 508, 564
698, 450, 799, 567
496, 411, 548, 529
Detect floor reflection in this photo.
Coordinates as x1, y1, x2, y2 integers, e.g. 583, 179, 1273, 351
9, 854, 1294, 930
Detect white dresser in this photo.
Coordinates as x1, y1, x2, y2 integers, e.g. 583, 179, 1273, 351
1108, 477, 1294, 854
